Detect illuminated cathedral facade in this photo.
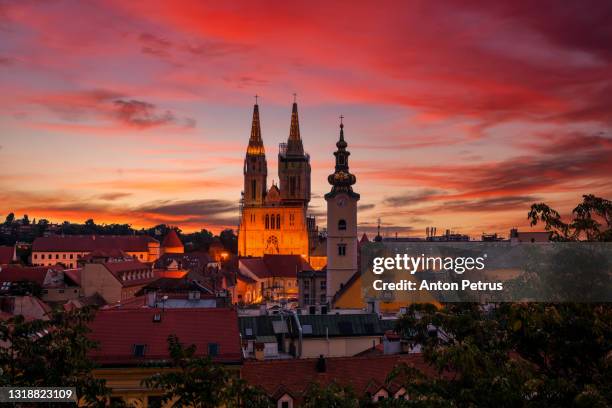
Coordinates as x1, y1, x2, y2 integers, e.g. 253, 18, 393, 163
237, 101, 313, 258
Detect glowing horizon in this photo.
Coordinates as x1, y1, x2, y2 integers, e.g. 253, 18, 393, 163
1, 1, 611, 238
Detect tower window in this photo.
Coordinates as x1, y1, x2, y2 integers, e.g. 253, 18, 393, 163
338, 219, 347, 231
338, 244, 347, 256
251, 179, 257, 200
276, 214, 281, 229
290, 176, 296, 196
265, 214, 270, 229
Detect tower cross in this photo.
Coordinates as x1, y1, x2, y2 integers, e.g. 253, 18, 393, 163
339, 115, 344, 125
293, 93, 297, 103
254, 94, 259, 105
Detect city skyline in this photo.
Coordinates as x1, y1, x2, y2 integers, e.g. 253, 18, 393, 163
1, 1, 611, 237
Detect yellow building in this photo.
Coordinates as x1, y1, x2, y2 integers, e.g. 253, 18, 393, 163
237, 101, 313, 259
31, 235, 160, 268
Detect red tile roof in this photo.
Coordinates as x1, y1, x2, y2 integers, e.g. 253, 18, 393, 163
63, 268, 82, 286
102, 260, 156, 287
0, 265, 55, 285
87, 308, 242, 365
32, 235, 157, 252
241, 255, 313, 279
161, 230, 183, 248
242, 354, 441, 399
0, 246, 14, 264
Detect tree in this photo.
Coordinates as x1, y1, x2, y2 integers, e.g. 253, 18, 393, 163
22, 214, 30, 225
301, 382, 360, 408
143, 335, 272, 408
220, 229, 238, 254
4, 212, 15, 225
0, 307, 120, 407
393, 303, 611, 407
528, 194, 612, 241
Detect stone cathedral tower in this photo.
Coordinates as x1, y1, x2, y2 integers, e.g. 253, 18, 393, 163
238, 100, 312, 258
243, 103, 267, 206
279, 101, 311, 205
325, 119, 360, 303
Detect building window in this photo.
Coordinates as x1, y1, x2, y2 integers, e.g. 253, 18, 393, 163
265, 214, 270, 229
289, 213, 295, 226
133, 344, 146, 357
320, 281, 326, 290
338, 219, 347, 231
251, 179, 257, 200
69, 254, 73, 259
208, 343, 219, 357
63, 254, 66, 259
276, 214, 281, 229
34, 254, 38, 259
55, 254, 59, 259
320, 294, 326, 303
338, 244, 347, 256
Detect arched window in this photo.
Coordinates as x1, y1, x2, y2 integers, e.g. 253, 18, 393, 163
338, 219, 347, 231
265, 214, 269, 229
276, 214, 281, 229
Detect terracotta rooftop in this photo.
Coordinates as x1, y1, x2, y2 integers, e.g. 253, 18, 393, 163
161, 230, 183, 248
240, 254, 313, 279
101, 260, 155, 287
242, 354, 441, 400
0, 265, 58, 286
0, 246, 14, 264
63, 269, 82, 286
32, 235, 158, 252
87, 308, 242, 365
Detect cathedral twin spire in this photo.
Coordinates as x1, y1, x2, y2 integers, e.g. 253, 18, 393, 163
246, 96, 305, 157
246, 102, 265, 156
286, 99, 304, 156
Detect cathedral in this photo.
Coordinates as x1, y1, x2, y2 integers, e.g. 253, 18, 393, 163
237, 100, 314, 258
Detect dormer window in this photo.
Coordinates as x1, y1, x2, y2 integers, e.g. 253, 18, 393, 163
133, 344, 146, 357
208, 343, 219, 357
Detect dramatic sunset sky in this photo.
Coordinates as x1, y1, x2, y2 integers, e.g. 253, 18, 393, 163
1, 1, 611, 237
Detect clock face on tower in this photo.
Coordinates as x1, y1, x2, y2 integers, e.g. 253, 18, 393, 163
337, 197, 346, 207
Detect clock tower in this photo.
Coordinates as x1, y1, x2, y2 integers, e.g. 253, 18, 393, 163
325, 118, 360, 304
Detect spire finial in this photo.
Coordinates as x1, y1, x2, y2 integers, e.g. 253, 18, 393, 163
255, 94, 259, 105
247, 102, 264, 155
339, 115, 344, 128
293, 93, 297, 103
